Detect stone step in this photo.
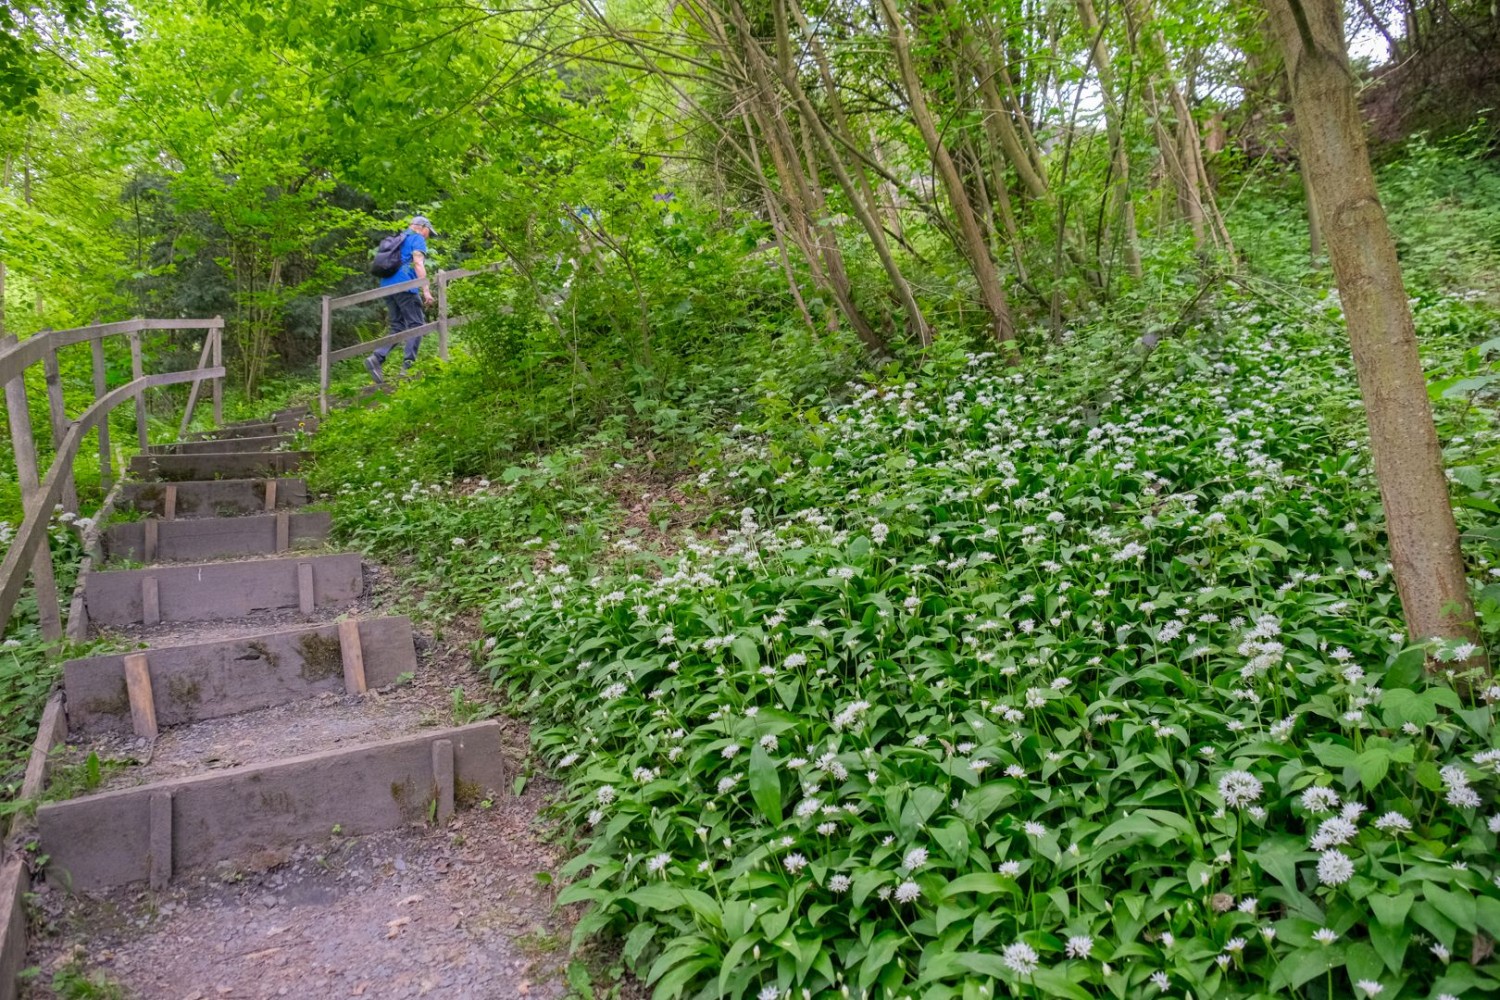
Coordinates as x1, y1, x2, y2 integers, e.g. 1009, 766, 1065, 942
148, 434, 295, 456
38, 721, 507, 891
118, 478, 308, 519
63, 616, 417, 736
128, 450, 307, 482
187, 416, 318, 440
83, 553, 363, 627
102, 511, 331, 564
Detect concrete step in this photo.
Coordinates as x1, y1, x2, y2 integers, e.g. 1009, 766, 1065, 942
102, 511, 331, 564
129, 451, 307, 482
148, 434, 295, 456
38, 721, 507, 890
187, 416, 317, 440
63, 616, 417, 736
118, 478, 308, 519
83, 552, 364, 627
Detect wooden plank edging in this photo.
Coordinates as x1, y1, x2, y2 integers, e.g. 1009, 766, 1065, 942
62, 617, 418, 734
118, 478, 309, 519
38, 721, 508, 891
102, 511, 332, 564
83, 552, 364, 626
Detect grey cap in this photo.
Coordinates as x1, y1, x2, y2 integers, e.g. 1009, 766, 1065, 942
410, 215, 435, 234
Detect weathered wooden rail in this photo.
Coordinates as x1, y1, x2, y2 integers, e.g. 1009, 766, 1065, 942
316, 262, 501, 414
0, 318, 225, 639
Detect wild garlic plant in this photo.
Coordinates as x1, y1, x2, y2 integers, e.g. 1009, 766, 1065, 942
485, 300, 1500, 999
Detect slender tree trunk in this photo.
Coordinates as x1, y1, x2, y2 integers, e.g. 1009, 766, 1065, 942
880, 0, 1016, 348
1265, 0, 1481, 658
704, 1, 887, 353
774, 0, 931, 344
1077, 0, 1143, 279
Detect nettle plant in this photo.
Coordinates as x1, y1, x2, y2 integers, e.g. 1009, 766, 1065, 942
483, 301, 1500, 999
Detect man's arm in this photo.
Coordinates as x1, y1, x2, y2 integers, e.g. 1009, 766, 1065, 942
412, 252, 434, 305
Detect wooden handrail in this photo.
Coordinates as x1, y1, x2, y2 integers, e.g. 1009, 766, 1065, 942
0, 318, 226, 638
0, 366, 225, 632
325, 315, 472, 364
0, 318, 225, 385
328, 276, 428, 310
318, 263, 502, 413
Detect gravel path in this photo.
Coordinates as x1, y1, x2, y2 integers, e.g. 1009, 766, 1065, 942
25, 776, 574, 999
25, 535, 591, 997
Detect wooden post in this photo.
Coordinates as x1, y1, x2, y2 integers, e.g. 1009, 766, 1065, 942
123, 652, 159, 739
143, 519, 159, 563
338, 619, 367, 695
275, 510, 289, 552
163, 484, 177, 520
41, 346, 79, 514
297, 561, 315, 614
149, 790, 173, 890
211, 318, 223, 427
176, 332, 214, 438
436, 271, 450, 362
128, 327, 148, 451
263, 478, 277, 512
91, 336, 111, 490
432, 738, 455, 822
2, 334, 63, 641
318, 296, 332, 416
141, 576, 160, 625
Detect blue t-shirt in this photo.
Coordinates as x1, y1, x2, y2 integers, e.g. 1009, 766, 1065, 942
379, 229, 428, 296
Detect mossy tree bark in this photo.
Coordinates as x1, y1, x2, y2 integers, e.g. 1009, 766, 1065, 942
1265, 0, 1482, 658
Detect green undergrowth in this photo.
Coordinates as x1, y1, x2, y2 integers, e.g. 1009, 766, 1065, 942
472, 287, 1500, 1000
305, 280, 1500, 1000
301, 144, 1500, 1000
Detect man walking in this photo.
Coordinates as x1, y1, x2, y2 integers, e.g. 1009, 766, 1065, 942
366, 215, 436, 384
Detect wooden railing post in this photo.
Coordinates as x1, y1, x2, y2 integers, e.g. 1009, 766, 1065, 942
318, 295, 331, 416
41, 343, 79, 514
1, 334, 63, 641
176, 330, 215, 438
211, 318, 223, 426
90, 336, 111, 490
436, 271, 450, 362
128, 324, 147, 451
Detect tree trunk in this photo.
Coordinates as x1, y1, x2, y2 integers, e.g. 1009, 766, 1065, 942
774, 0, 931, 344
880, 0, 1016, 348
1265, 0, 1481, 658
1076, 0, 1143, 280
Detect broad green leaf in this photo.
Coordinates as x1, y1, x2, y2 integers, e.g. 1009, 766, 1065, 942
748, 745, 783, 823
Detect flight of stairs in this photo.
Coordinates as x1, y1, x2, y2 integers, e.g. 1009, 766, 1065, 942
37, 407, 507, 893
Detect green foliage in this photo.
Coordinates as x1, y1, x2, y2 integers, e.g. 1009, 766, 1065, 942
465, 290, 1500, 999
1380, 128, 1500, 298
47, 961, 127, 1000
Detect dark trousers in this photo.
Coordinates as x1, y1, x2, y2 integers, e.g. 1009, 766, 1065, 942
376, 293, 426, 365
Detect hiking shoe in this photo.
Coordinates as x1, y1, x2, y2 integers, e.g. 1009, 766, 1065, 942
364, 355, 385, 384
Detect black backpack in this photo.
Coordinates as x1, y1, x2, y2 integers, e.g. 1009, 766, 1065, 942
369, 231, 409, 278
